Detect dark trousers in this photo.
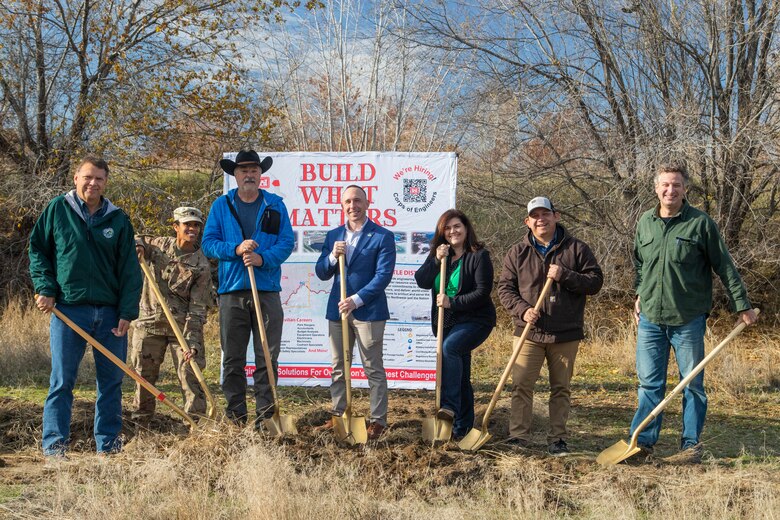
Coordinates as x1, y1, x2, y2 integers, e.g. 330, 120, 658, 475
219, 290, 283, 423
439, 322, 494, 437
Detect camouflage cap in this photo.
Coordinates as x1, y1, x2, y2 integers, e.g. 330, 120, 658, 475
173, 206, 203, 224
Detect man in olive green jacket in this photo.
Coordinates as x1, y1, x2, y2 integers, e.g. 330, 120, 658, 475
629, 162, 758, 463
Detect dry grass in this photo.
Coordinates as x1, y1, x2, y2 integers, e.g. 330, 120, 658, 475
0, 300, 56, 384
0, 300, 95, 385
578, 306, 780, 400
5, 298, 777, 396
2, 428, 779, 519
2, 298, 779, 518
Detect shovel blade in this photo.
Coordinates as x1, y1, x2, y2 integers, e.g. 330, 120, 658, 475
422, 416, 453, 444
262, 413, 298, 437
333, 414, 367, 445
457, 428, 491, 451
596, 440, 641, 466
422, 417, 436, 442
279, 415, 298, 435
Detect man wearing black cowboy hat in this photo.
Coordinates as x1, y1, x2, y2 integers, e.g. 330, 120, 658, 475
202, 150, 294, 427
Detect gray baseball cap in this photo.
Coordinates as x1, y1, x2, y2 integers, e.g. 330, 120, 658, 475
527, 196, 555, 215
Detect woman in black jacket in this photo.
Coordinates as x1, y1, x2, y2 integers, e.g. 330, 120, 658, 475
414, 209, 496, 440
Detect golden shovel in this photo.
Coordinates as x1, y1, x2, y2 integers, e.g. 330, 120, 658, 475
247, 266, 298, 436
596, 308, 759, 465
44, 299, 197, 430
422, 259, 453, 444
332, 254, 368, 445
458, 277, 555, 451
138, 259, 217, 421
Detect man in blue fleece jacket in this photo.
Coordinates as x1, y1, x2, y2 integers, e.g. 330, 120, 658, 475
202, 150, 294, 427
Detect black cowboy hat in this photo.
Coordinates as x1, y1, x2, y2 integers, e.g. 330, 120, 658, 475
219, 150, 273, 176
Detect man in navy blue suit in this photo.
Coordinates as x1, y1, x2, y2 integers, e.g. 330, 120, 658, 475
315, 185, 396, 440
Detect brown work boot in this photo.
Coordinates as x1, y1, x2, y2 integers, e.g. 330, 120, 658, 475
314, 418, 334, 431
366, 422, 385, 441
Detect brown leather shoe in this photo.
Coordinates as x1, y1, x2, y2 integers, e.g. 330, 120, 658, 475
436, 408, 455, 421
367, 422, 385, 441
314, 418, 334, 431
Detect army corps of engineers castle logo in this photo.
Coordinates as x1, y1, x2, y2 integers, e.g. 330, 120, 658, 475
392, 164, 438, 214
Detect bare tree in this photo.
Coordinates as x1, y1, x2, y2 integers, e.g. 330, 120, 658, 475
401, 0, 780, 297
0, 0, 306, 181
0, 0, 317, 304
253, 0, 472, 152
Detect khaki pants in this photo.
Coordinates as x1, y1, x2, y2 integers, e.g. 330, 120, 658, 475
328, 317, 388, 426
509, 338, 579, 443
131, 328, 206, 421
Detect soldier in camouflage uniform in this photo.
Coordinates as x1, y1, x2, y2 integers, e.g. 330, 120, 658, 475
132, 206, 212, 425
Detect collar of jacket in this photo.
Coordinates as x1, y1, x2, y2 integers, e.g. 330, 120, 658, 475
522, 223, 570, 249
651, 199, 691, 221
64, 190, 119, 224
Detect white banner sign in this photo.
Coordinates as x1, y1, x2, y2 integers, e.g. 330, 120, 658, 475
222, 152, 457, 389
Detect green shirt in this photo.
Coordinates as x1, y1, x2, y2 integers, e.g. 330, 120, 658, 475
634, 200, 751, 326
434, 258, 462, 298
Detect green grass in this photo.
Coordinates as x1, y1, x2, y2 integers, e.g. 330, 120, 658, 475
0, 484, 22, 505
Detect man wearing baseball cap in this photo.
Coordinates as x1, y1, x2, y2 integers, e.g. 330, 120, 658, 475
498, 196, 603, 455
202, 150, 294, 427
132, 206, 213, 426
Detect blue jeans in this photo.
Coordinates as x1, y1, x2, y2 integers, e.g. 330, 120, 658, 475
43, 304, 126, 455
630, 313, 707, 449
439, 321, 493, 437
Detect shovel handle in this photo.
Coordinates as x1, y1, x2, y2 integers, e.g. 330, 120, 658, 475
435, 259, 446, 410
479, 276, 555, 430
138, 259, 217, 420
629, 308, 760, 445
45, 301, 197, 429
247, 266, 280, 415
338, 255, 353, 419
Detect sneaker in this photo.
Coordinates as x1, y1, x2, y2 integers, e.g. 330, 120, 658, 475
43, 452, 69, 469
547, 438, 570, 456
505, 437, 529, 448
665, 443, 703, 464
96, 450, 121, 460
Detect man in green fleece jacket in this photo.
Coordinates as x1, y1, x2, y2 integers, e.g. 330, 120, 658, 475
629, 161, 758, 464
29, 156, 143, 458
